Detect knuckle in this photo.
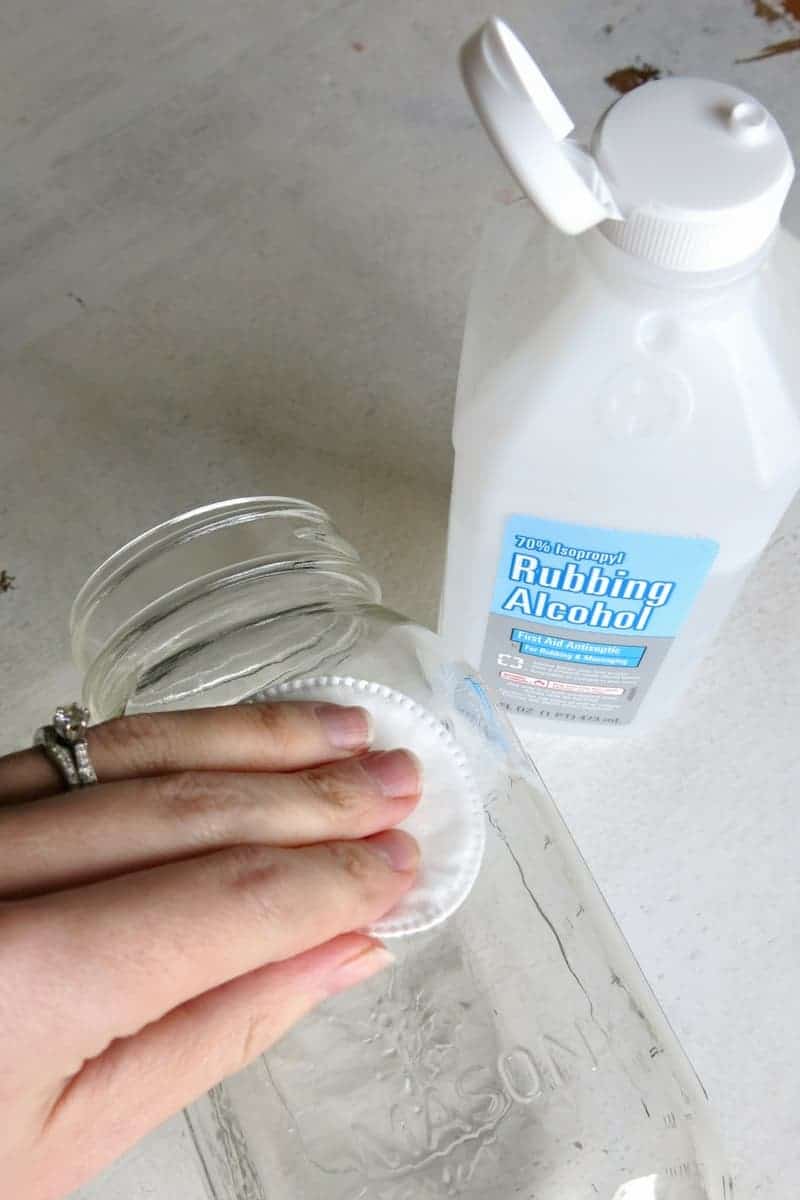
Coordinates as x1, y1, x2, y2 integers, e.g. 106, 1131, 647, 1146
325, 840, 379, 886
224, 843, 284, 899
222, 841, 274, 878
155, 770, 236, 842
248, 703, 302, 757
320, 842, 392, 919
304, 763, 374, 821
225, 844, 289, 927
91, 712, 177, 774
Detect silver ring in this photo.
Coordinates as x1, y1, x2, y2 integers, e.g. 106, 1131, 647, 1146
34, 703, 98, 789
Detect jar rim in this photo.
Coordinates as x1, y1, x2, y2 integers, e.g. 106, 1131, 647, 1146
70, 497, 332, 640
70, 497, 380, 685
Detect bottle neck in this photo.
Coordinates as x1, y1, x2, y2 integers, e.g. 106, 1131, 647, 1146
71, 498, 382, 719
581, 222, 776, 306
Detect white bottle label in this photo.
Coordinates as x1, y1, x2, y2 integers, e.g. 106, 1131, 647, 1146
482, 515, 719, 727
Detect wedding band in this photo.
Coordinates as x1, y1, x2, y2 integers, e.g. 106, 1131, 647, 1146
34, 725, 80, 788
34, 703, 98, 789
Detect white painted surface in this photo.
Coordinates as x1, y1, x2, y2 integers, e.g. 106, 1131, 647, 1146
0, 2, 798, 1196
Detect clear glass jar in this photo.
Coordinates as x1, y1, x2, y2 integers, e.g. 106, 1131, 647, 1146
71, 498, 730, 1200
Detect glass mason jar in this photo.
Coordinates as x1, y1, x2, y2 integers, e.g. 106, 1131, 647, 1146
71, 498, 730, 1200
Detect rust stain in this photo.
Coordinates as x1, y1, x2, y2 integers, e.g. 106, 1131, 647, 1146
0, 570, 15, 593
605, 63, 663, 94
781, 0, 800, 19
737, 34, 800, 59
752, 0, 783, 20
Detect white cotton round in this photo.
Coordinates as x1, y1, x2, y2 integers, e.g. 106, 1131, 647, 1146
253, 676, 486, 937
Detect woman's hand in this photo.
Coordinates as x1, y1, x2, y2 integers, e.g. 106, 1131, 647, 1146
0, 702, 421, 1200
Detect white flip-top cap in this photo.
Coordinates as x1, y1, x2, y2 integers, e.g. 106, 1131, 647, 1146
462, 17, 795, 271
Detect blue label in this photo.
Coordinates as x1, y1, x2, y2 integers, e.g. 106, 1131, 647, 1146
491, 516, 718, 639
511, 629, 645, 667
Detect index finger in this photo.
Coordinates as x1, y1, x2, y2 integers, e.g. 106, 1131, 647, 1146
0, 702, 373, 804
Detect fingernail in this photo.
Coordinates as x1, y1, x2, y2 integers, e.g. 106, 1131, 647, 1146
366, 829, 420, 873
315, 704, 373, 751
361, 749, 422, 799
324, 942, 395, 997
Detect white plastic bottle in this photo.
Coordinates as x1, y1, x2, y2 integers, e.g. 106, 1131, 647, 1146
440, 17, 800, 737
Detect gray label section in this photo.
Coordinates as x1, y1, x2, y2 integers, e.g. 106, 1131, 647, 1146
480, 616, 671, 728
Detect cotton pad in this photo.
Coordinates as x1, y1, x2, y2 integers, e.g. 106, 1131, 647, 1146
254, 676, 486, 937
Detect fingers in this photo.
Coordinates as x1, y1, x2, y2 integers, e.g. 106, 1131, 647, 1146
0, 750, 422, 899
7, 829, 419, 1068
36, 934, 391, 1200
0, 701, 373, 804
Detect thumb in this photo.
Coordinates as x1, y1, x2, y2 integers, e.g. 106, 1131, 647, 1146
33, 934, 392, 1200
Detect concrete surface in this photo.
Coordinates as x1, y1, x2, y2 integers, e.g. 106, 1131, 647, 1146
1, 1, 799, 1196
